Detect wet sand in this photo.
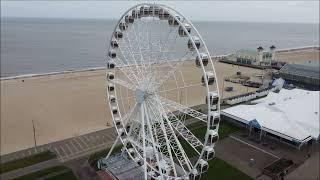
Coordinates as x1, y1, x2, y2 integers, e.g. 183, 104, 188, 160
1, 48, 318, 155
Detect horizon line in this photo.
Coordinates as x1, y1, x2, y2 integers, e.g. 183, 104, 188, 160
1, 16, 319, 25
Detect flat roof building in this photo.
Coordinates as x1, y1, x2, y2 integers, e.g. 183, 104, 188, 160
279, 61, 320, 89
222, 88, 320, 149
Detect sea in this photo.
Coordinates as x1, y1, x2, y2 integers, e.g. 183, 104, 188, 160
1, 17, 319, 78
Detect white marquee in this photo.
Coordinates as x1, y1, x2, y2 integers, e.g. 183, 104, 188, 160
222, 89, 320, 143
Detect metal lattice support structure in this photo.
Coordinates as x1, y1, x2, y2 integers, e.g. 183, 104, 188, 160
158, 96, 207, 123
102, 3, 221, 180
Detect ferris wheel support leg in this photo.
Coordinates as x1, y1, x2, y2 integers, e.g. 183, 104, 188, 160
105, 135, 121, 160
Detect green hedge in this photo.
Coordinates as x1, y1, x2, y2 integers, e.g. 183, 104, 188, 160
13, 166, 76, 180
0, 151, 56, 174
46, 171, 77, 180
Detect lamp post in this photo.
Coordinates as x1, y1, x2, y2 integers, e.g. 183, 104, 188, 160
32, 120, 37, 153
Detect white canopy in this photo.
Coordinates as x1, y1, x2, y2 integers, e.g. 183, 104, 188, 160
222, 89, 320, 142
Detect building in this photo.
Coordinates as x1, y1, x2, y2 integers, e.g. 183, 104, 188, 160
279, 61, 320, 89
220, 46, 279, 68
98, 154, 145, 179
226, 49, 272, 65
221, 88, 320, 149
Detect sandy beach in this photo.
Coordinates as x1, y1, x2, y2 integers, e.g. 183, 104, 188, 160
1, 48, 319, 155
276, 47, 319, 63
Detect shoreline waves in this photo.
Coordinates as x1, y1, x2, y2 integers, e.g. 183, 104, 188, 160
1, 46, 318, 80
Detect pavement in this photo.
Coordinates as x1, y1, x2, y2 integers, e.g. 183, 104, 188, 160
223, 130, 320, 179
286, 151, 320, 180
65, 156, 101, 180
215, 135, 278, 179
231, 130, 319, 165
1, 127, 117, 164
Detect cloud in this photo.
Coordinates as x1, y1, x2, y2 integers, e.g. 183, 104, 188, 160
1, 1, 319, 23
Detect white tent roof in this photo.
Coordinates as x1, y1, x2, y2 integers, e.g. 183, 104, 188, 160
222, 89, 320, 142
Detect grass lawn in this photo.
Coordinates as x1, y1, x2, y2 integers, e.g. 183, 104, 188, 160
201, 158, 253, 180
186, 120, 241, 140
0, 151, 56, 174
218, 120, 241, 139
182, 120, 251, 180
13, 166, 77, 180
181, 119, 241, 157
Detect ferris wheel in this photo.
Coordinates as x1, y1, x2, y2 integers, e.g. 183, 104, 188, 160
104, 3, 220, 180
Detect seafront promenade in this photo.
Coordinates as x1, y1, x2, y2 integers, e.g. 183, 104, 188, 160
1, 127, 117, 164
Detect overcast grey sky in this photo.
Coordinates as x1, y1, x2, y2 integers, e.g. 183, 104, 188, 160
1, 1, 319, 23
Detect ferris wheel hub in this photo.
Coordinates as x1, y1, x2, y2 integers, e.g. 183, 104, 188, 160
135, 89, 153, 103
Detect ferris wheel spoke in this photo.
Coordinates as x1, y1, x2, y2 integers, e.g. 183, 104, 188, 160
140, 103, 148, 180
121, 31, 146, 81
123, 102, 138, 123
112, 100, 146, 167
129, 18, 150, 81
147, 98, 193, 174
156, 82, 202, 94
117, 49, 145, 84
144, 99, 178, 177
147, 105, 202, 158
162, 105, 203, 151
142, 102, 165, 179
113, 63, 135, 85
114, 60, 141, 86
144, 19, 168, 81
115, 37, 145, 86
157, 26, 177, 62
157, 16, 183, 63
117, 95, 134, 102
151, 61, 185, 91
148, 20, 189, 87
111, 78, 137, 91
143, 14, 163, 179
156, 96, 207, 123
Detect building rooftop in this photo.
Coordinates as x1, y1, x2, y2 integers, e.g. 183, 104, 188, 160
300, 60, 320, 67
279, 63, 320, 80
101, 154, 145, 180
222, 88, 320, 142
227, 49, 273, 61
235, 49, 259, 58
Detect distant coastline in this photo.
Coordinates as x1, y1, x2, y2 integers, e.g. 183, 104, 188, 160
2, 16, 319, 25
2, 18, 319, 78
0, 67, 105, 81
1, 46, 318, 81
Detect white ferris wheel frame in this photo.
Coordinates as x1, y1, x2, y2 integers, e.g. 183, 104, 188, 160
104, 3, 221, 180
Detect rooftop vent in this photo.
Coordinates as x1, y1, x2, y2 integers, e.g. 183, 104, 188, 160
268, 102, 276, 106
